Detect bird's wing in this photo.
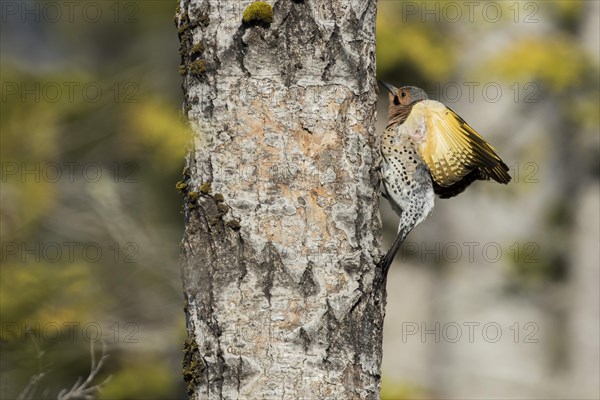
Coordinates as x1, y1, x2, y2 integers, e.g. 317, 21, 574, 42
410, 100, 511, 187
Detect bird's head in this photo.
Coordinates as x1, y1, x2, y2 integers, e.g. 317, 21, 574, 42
380, 82, 428, 106
379, 82, 428, 126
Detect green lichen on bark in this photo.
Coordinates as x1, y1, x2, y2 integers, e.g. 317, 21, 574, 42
176, 180, 188, 192
199, 182, 212, 194
191, 42, 205, 57
188, 191, 199, 203
242, 2, 273, 26
189, 60, 207, 76
175, 5, 209, 78
182, 334, 203, 396
213, 193, 225, 203
226, 219, 241, 230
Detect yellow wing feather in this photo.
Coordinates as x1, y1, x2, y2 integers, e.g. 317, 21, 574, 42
410, 100, 510, 187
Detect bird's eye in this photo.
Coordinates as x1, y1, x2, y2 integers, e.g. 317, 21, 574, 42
401, 92, 407, 97
393, 96, 400, 105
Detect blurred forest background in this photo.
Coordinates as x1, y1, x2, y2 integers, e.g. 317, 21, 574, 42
1, 1, 598, 399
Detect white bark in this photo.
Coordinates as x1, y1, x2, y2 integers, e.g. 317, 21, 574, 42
176, 1, 383, 398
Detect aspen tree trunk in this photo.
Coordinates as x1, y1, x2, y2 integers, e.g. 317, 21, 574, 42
176, 1, 383, 398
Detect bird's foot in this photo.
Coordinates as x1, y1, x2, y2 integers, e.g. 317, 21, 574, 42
375, 250, 394, 288
375, 227, 408, 288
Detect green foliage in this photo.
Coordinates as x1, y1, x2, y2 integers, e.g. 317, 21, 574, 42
124, 99, 190, 164
376, 2, 456, 82
547, 1, 585, 30
377, 20, 454, 82
482, 36, 590, 93
100, 360, 175, 399
1, 2, 188, 397
381, 380, 428, 400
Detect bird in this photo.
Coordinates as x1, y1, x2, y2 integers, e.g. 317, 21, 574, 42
378, 82, 511, 276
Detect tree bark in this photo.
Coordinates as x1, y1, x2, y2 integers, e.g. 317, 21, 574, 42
176, 1, 383, 398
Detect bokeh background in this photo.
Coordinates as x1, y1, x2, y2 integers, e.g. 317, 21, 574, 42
1, 1, 598, 399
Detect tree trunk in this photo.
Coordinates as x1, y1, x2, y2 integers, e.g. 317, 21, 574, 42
176, 1, 383, 398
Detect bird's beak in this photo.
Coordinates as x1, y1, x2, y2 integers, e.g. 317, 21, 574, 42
378, 80, 397, 95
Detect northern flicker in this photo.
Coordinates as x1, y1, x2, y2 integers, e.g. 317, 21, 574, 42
379, 82, 511, 275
